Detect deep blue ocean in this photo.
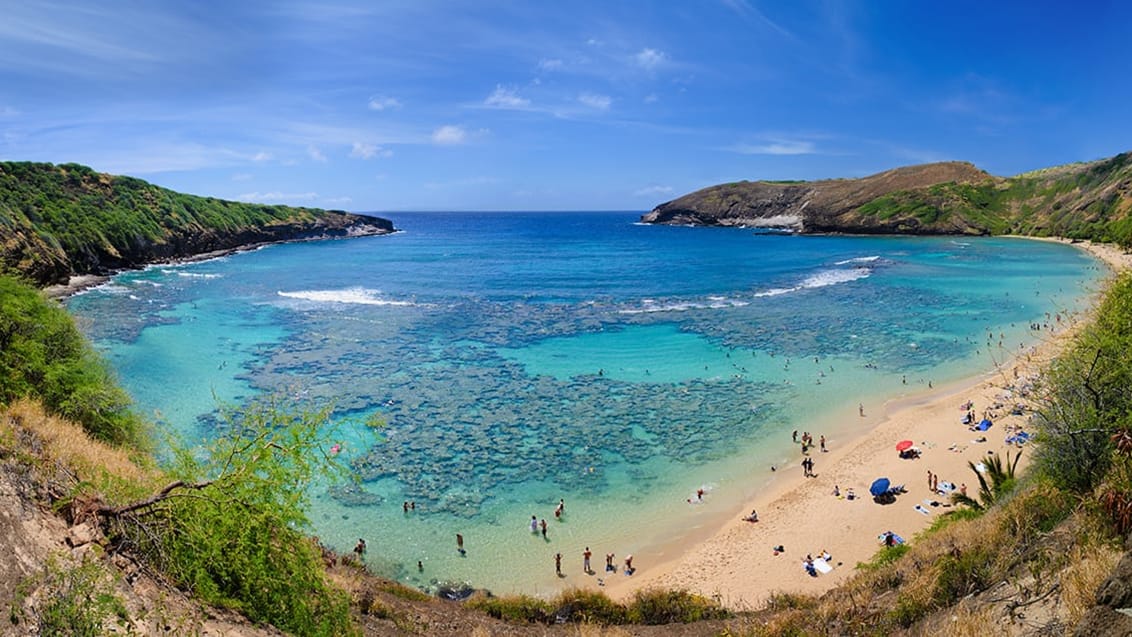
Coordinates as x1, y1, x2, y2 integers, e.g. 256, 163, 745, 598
65, 211, 1105, 595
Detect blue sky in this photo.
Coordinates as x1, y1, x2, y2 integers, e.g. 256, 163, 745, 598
1, 1, 1130, 211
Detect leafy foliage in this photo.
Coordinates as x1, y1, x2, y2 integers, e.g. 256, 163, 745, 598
12, 556, 128, 636
0, 274, 145, 447
0, 161, 386, 285
950, 451, 1022, 511
1033, 273, 1132, 493
104, 398, 363, 637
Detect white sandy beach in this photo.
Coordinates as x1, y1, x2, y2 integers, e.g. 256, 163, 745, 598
593, 239, 1131, 610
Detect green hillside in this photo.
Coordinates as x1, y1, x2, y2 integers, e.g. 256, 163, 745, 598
644, 151, 1132, 246
0, 161, 393, 286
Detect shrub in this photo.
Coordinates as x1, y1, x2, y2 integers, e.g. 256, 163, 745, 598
13, 556, 127, 636
624, 589, 730, 624
0, 275, 146, 448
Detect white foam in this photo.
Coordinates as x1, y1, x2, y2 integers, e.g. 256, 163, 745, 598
834, 255, 880, 265
618, 297, 749, 315
174, 272, 222, 279
277, 287, 414, 307
754, 267, 871, 298
799, 267, 871, 289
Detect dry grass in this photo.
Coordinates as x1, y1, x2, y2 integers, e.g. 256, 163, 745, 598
1060, 541, 1122, 625
1, 398, 159, 499
571, 624, 635, 637
931, 601, 1001, 637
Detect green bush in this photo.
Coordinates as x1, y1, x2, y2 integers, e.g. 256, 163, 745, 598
0, 274, 146, 447
465, 593, 552, 623
108, 398, 359, 636
13, 556, 128, 636
1033, 273, 1132, 492
625, 589, 730, 624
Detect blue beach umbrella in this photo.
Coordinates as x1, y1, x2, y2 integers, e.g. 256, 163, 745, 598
869, 478, 891, 497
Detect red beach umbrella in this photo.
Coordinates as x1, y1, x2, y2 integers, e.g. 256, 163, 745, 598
895, 440, 914, 452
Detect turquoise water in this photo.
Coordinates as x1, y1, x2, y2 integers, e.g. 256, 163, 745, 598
66, 213, 1105, 595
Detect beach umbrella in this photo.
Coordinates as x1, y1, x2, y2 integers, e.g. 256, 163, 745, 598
895, 440, 914, 452
869, 477, 891, 497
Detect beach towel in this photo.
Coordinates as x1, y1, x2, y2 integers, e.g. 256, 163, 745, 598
976, 419, 993, 431
914, 504, 931, 515
938, 481, 956, 493
814, 558, 833, 574
877, 532, 905, 545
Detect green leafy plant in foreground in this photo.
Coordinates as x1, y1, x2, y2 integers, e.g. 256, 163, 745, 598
103, 397, 375, 637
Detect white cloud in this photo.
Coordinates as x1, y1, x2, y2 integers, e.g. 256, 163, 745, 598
538, 58, 564, 71
635, 48, 667, 70
578, 93, 612, 110
323, 196, 354, 205
728, 139, 816, 155
236, 191, 319, 203
634, 185, 674, 197
350, 141, 392, 159
432, 125, 468, 145
307, 145, 327, 162
252, 151, 273, 162
484, 85, 530, 109
231, 172, 253, 181
368, 96, 402, 111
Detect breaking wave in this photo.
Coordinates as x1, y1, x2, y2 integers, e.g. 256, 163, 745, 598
277, 287, 415, 306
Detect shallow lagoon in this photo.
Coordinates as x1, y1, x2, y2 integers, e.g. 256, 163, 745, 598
66, 213, 1104, 595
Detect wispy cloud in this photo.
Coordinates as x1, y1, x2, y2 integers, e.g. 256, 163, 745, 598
252, 151, 273, 162
231, 172, 253, 181
719, 0, 794, 38
432, 125, 468, 145
323, 196, 354, 205
236, 191, 319, 203
307, 145, 328, 162
538, 58, 564, 71
634, 48, 667, 70
578, 93, 612, 110
727, 139, 817, 155
349, 141, 392, 159
634, 185, 674, 197
483, 85, 530, 109
367, 96, 402, 111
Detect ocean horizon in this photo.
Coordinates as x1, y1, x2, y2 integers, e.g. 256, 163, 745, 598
65, 211, 1105, 596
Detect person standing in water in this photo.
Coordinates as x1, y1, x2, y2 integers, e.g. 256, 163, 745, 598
456, 533, 465, 555
540, 518, 548, 539
530, 515, 538, 534
555, 499, 564, 519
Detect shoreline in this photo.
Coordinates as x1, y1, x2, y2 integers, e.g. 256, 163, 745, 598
42, 228, 400, 300
596, 238, 1128, 609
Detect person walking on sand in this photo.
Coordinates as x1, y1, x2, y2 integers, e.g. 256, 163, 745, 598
555, 552, 562, 576
859, 403, 865, 417
583, 547, 592, 574
820, 435, 826, 452
606, 552, 615, 572
624, 554, 634, 574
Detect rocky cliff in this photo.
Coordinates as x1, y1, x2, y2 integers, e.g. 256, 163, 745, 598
643, 152, 1132, 246
0, 162, 395, 286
